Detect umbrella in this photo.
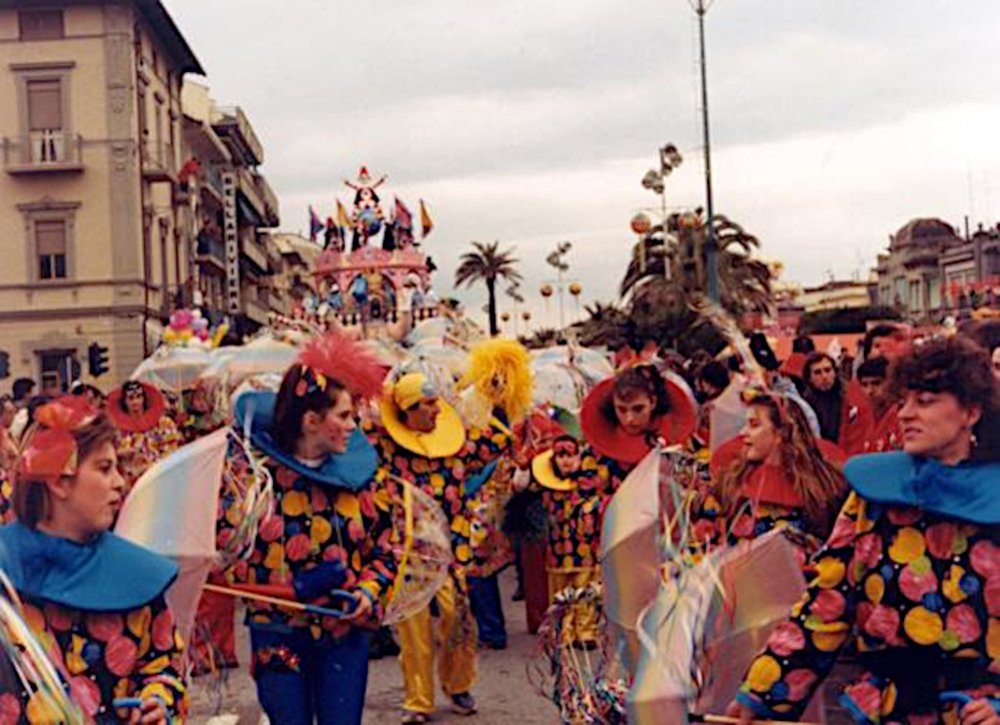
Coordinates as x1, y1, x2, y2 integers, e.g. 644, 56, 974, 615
114, 428, 231, 640
0, 571, 82, 722
599, 448, 664, 672
408, 340, 468, 381
628, 529, 807, 723
384, 480, 454, 625
201, 335, 299, 385
407, 317, 451, 345
531, 345, 612, 375
131, 345, 214, 393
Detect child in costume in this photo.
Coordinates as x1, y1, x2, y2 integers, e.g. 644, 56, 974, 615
531, 435, 606, 648
217, 332, 397, 725
0, 396, 187, 723
368, 372, 482, 723
731, 337, 1000, 724
107, 381, 182, 490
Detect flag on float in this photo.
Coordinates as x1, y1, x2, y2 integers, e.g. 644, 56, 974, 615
308, 206, 324, 242
395, 197, 413, 230
337, 198, 352, 230
419, 199, 434, 237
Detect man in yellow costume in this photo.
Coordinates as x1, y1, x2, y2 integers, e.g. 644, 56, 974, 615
370, 373, 486, 724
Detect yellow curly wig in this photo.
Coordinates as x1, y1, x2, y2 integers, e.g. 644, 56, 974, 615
458, 339, 533, 423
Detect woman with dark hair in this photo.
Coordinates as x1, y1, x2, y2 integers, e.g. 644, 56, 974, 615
581, 364, 698, 489
0, 396, 187, 722
219, 332, 396, 725
710, 389, 848, 561
731, 337, 1000, 724
106, 380, 182, 489
970, 320, 1000, 382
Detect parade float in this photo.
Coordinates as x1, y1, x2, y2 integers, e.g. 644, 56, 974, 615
308, 166, 441, 331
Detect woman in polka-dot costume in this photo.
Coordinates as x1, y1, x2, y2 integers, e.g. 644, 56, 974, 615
731, 337, 1000, 724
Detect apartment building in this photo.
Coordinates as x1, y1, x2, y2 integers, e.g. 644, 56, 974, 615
0, 0, 201, 390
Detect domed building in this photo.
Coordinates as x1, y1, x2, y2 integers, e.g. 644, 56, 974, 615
875, 218, 962, 318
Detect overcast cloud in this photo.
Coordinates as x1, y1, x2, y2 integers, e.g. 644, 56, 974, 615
167, 0, 1000, 331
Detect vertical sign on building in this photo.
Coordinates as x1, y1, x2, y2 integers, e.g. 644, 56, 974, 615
222, 171, 240, 314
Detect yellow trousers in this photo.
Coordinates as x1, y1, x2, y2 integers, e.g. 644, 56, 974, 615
546, 567, 600, 646
396, 574, 477, 713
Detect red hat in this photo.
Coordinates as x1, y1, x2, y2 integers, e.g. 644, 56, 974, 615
107, 381, 168, 433
19, 396, 98, 482
581, 368, 697, 464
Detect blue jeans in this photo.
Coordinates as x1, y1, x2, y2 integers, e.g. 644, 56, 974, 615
250, 626, 371, 725
467, 574, 506, 647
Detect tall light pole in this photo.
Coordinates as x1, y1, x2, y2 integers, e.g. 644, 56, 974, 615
691, 0, 719, 302
642, 143, 683, 278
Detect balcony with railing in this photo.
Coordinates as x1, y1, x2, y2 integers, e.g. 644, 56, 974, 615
212, 106, 264, 166
256, 173, 280, 227
141, 139, 176, 182
3, 131, 84, 174
195, 231, 226, 271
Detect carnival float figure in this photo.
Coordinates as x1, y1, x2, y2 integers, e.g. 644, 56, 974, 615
217, 331, 396, 725
731, 337, 1000, 724
107, 380, 183, 491
0, 396, 187, 723
345, 166, 387, 250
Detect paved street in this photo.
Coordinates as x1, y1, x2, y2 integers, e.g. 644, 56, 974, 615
190, 569, 557, 724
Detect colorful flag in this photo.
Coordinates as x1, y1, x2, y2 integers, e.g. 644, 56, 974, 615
308, 206, 324, 242
394, 197, 413, 230
336, 198, 352, 230
419, 199, 434, 237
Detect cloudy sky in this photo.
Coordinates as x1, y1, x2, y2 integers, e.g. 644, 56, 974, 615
168, 0, 1000, 331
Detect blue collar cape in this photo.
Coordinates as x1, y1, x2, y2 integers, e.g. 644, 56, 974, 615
0, 522, 177, 612
844, 452, 1000, 525
234, 390, 377, 492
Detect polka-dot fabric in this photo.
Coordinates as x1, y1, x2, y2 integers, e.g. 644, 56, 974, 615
0, 594, 187, 722
738, 491, 999, 722
217, 441, 397, 646
115, 416, 183, 490
536, 452, 609, 571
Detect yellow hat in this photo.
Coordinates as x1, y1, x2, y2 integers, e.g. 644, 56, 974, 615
531, 449, 574, 491
380, 373, 466, 459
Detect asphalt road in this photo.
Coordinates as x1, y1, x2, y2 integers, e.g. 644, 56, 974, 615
190, 569, 558, 724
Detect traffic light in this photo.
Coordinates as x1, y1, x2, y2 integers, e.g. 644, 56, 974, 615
87, 342, 110, 378
0, 351, 9, 379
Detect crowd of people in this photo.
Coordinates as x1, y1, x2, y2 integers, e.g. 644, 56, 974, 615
0, 315, 996, 724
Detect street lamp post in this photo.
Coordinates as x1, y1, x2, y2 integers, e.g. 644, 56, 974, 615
641, 143, 683, 278
691, 0, 719, 302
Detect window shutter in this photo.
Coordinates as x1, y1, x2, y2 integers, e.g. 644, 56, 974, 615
27, 80, 62, 131
36, 220, 67, 256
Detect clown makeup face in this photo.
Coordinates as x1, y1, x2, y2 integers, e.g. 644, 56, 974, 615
897, 389, 981, 465
124, 384, 146, 416
552, 441, 582, 478
405, 397, 440, 434
742, 404, 779, 464
46, 440, 126, 541
613, 391, 656, 436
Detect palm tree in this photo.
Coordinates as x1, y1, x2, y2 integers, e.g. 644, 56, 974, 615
454, 241, 523, 336
620, 212, 773, 316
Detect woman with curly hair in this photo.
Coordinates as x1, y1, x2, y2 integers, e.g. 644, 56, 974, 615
710, 389, 848, 560
106, 380, 182, 490
731, 336, 1000, 725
